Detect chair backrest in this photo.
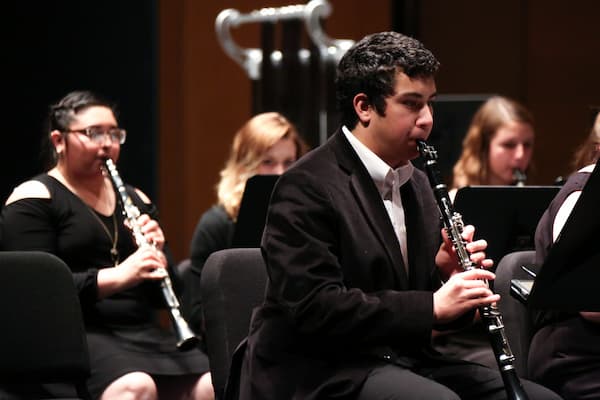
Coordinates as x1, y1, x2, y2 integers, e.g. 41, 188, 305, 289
174, 258, 194, 323
200, 248, 267, 400
0, 250, 91, 398
494, 250, 537, 379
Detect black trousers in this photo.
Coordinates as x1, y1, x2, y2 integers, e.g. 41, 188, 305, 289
356, 359, 563, 400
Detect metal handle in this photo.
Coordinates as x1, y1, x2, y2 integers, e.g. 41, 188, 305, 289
215, 0, 354, 80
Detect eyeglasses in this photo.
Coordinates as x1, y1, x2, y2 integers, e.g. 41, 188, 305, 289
65, 126, 127, 145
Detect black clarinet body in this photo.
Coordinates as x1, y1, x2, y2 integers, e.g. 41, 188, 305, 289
104, 158, 199, 351
416, 140, 529, 400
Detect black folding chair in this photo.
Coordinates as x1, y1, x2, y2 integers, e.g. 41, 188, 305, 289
0, 251, 91, 399
200, 248, 268, 400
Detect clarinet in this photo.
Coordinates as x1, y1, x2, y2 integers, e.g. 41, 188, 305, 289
104, 158, 199, 351
513, 169, 527, 187
416, 140, 529, 400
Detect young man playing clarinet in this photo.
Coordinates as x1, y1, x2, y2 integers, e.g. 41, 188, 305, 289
236, 31, 561, 400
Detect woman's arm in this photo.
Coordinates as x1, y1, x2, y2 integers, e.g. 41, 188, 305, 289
550, 188, 599, 323
1, 187, 105, 306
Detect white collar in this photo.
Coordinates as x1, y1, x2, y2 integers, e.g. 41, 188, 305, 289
342, 126, 414, 197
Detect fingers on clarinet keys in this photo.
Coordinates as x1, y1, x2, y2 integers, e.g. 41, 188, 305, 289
465, 238, 487, 253
468, 251, 493, 268
142, 265, 167, 280
153, 267, 168, 279
462, 267, 496, 282
460, 224, 476, 241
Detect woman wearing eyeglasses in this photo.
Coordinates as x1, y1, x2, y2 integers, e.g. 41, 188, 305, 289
0, 91, 214, 400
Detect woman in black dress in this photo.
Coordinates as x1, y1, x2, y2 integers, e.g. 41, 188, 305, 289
188, 112, 308, 335
0, 91, 213, 399
433, 95, 536, 369
528, 112, 600, 400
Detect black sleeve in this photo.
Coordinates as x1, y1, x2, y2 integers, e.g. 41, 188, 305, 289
188, 206, 235, 335
190, 206, 235, 275
0, 198, 99, 305
263, 169, 435, 350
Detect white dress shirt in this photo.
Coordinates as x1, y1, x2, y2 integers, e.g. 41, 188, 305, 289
342, 126, 414, 271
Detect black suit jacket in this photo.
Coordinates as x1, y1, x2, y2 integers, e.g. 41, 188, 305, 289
238, 130, 445, 399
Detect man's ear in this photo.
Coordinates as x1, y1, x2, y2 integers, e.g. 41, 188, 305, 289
353, 93, 371, 125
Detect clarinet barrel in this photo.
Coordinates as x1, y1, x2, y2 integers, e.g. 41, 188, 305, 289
416, 140, 529, 400
104, 158, 199, 351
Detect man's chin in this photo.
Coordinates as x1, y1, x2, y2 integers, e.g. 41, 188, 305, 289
407, 148, 420, 161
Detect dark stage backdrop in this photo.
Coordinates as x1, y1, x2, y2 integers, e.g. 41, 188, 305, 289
3, 1, 158, 204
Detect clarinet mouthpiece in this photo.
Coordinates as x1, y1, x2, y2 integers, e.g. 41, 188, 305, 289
513, 169, 527, 186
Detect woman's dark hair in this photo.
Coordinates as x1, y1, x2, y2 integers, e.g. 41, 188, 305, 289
335, 31, 440, 129
41, 90, 117, 169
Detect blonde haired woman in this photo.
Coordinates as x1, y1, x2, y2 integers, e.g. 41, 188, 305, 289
188, 112, 308, 334
451, 96, 535, 196
435, 96, 536, 370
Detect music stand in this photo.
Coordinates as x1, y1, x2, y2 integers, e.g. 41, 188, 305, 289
231, 175, 279, 248
528, 162, 600, 311
453, 186, 560, 267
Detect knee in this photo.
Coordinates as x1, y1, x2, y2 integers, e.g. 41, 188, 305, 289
101, 372, 158, 400
192, 372, 215, 400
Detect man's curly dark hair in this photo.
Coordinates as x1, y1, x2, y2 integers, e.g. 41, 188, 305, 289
335, 31, 440, 129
